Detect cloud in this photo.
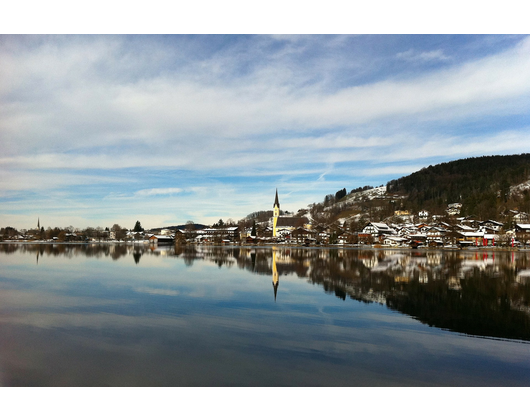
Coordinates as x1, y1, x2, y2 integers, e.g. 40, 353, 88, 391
0, 167, 128, 194
2, 35, 530, 228
396, 48, 450, 62
134, 188, 183, 197
2, 35, 530, 159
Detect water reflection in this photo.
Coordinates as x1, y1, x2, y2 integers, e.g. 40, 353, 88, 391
2, 243, 529, 342
1, 243, 530, 386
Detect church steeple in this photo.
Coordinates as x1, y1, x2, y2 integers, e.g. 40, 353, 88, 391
273, 189, 280, 237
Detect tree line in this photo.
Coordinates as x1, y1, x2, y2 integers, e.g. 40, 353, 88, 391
1, 220, 146, 241
386, 154, 530, 220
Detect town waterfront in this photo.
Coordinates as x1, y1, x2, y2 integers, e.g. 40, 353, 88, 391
1, 243, 529, 386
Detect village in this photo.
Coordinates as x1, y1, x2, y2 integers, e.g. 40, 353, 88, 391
2, 187, 530, 249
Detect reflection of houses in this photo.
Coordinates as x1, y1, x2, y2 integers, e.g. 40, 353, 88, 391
361, 255, 378, 268
448, 276, 461, 290
459, 259, 489, 276
516, 269, 530, 285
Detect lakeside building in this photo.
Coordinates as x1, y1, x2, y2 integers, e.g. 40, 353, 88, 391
361, 222, 396, 239
515, 224, 530, 246
194, 227, 240, 243
271, 190, 309, 239
148, 235, 174, 244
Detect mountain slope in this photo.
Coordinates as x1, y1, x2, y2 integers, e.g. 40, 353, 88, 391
386, 154, 530, 219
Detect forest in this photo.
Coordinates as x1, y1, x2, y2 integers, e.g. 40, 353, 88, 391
385, 154, 530, 220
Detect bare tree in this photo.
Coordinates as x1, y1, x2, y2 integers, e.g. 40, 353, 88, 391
185, 220, 195, 239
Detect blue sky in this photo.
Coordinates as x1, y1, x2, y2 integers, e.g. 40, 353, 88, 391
2, 34, 530, 230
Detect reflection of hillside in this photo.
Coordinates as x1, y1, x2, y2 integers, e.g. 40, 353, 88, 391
386, 273, 530, 341
199, 247, 530, 341
3, 244, 530, 341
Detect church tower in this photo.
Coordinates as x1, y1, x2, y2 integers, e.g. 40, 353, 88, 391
273, 189, 280, 237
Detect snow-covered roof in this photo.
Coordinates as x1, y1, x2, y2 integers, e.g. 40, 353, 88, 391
459, 231, 484, 237
515, 224, 530, 229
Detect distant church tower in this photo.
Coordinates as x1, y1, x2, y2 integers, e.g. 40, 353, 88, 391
273, 189, 280, 237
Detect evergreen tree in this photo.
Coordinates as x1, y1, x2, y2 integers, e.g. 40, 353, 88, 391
133, 221, 144, 232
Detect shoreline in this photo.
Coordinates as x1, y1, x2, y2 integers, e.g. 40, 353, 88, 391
2, 240, 529, 252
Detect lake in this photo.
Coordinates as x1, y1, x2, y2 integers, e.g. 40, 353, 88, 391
1, 243, 529, 386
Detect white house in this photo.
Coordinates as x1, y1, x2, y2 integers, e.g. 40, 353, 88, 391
362, 222, 395, 236
383, 236, 408, 247
479, 220, 504, 232
426, 226, 447, 245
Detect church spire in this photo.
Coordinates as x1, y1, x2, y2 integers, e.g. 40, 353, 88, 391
37, 218, 40, 230
273, 189, 280, 237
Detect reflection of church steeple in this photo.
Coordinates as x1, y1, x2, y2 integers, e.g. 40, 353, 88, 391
36, 247, 43, 265
272, 248, 279, 301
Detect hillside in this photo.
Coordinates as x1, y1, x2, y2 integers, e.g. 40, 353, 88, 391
301, 154, 530, 226
171, 154, 530, 229
386, 154, 530, 220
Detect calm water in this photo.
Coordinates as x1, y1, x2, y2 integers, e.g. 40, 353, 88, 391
1, 243, 529, 386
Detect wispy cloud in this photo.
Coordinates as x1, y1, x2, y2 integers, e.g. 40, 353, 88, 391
1, 35, 530, 228
396, 48, 450, 62
134, 188, 183, 197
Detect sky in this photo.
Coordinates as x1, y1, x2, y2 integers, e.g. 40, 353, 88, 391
2, 33, 530, 230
